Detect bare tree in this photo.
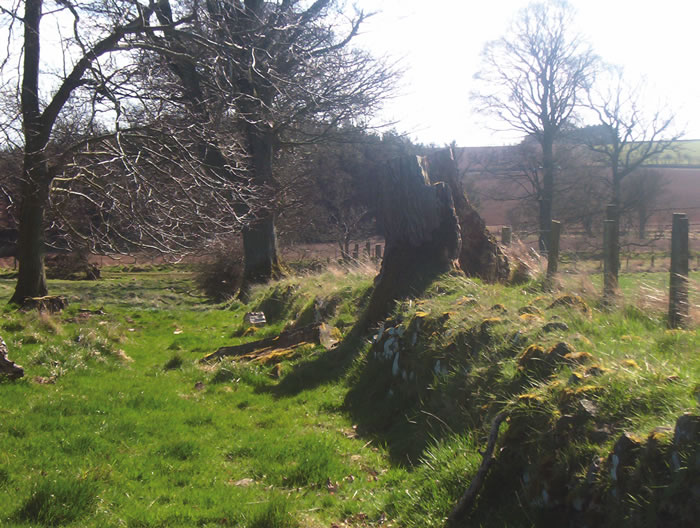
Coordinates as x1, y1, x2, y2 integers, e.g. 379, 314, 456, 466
1, 0, 160, 303
621, 168, 667, 240
1, 0, 395, 304
0, 0, 253, 303
147, 0, 397, 293
472, 0, 597, 251
584, 66, 682, 286
458, 137, 606, 238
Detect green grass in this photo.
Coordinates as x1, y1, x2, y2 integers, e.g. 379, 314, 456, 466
0, 266, 698, 527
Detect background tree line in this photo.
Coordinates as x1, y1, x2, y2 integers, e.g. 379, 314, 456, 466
0, 0, 397, 303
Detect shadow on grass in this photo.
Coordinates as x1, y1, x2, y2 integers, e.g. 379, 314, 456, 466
263, 321, 370, 398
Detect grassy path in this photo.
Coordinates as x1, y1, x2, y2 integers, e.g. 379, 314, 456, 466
0, 271, 397, 527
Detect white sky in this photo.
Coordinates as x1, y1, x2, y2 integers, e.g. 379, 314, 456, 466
353, 0, 700, 147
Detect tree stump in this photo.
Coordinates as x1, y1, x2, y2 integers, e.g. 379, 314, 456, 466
364, 154, 461, 324
0, 336, 24, 379
19, 295, 68, 313
364, 150, 507, 325
424, 149, 509, 283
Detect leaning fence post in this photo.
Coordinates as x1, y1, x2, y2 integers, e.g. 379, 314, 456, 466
603, 219, 617, 300
668, 213, 689, 329
501, 226, 512, 246
546, 220, 561, 285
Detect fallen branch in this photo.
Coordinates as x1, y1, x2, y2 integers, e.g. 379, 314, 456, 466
446, 412, 508, 526
201, 323, 333, 364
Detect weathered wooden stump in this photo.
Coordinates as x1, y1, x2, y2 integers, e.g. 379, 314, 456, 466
0, 336, 24, 379
425, 149, 509, 283
501, 226, 512, 246
19, 295, 68, 313
364, 149, 508, 324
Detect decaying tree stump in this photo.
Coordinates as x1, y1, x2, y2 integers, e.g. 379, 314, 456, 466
364, 155, 462, 324
425, 149, 509, 283
0, 336, 24, 379
364, 150, 509, 324
19, 295, 68, 313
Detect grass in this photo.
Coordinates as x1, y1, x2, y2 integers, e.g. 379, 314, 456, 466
0, 264, 698, 527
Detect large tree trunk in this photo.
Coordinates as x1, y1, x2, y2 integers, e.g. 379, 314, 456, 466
365, 150, 510, 325
426, 149, 509, 283
364, 154, 461, 325
10, 169, 49, 304
10, 0, 49, 305
240, 126, 281, 293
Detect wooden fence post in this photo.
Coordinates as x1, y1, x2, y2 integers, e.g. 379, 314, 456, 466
606, 204, 619, 280
365, 241, 371, 256
352, 243, 359, 260
603, 219, 617, 300
501, 226, 512, 246
668, 213, 689, 328
375, 244, 382, 260
546, 220, 561, 282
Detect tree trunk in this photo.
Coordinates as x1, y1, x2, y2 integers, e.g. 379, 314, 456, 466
10, 154, 50, 305
638, 206, 647, 240
426, 149, 509, 283
606, 203, 620, 287
363, 153, 462, 325
0, 336, 24, 379
242, 215, 281, 283
240, 126, 281, 294
539, 133, 555, 252
10, 0, 50, 305
365, 150, 510, 325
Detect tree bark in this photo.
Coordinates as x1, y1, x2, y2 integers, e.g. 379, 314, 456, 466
364, 154, 461, 325
10, 165, 50, 304
539, 131, 555, 252
426, 149, 509, 283
0, 336, 24, 379
240, 126, 281, 293
200, 323, 324, 364
11, 0, 50, 304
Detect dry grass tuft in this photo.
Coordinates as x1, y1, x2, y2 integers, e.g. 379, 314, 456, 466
502, 240, 545, 283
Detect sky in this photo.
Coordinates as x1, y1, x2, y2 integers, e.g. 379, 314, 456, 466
353, 0, 700, 147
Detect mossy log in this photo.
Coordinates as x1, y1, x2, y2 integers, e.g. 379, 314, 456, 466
0, 336, 24, 379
